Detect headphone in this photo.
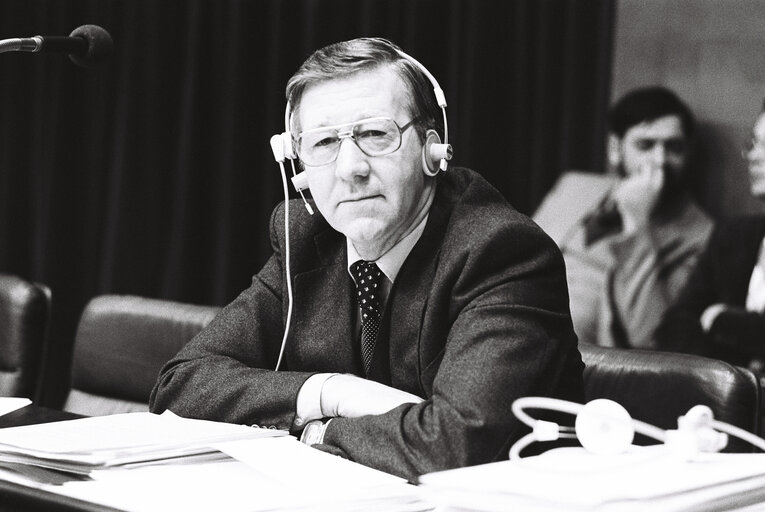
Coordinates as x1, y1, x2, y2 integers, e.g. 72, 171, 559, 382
269, 48, 453, 200
510, 397, 765, 461
267, 47, 453, 371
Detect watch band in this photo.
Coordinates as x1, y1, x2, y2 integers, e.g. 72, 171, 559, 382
300, 419, 329, 445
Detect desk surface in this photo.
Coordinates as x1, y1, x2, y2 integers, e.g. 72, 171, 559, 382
0, 405, 121, 512
0, 404, 80, 428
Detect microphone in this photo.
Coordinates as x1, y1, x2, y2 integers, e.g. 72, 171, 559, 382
0, 25, 113, 68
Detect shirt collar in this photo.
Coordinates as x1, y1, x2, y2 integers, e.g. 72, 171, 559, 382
346, 213, 429, 284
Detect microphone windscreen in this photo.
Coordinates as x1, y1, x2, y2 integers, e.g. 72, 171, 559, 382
68, 24, 113, 68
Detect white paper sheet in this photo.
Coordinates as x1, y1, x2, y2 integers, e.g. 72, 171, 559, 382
0, 397, 31, 417
419, 446, 765, 511
214, 436, 407, 491
0, 410, 287, 471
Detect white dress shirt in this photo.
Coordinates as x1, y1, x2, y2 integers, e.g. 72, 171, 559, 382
746, 237, 765, 313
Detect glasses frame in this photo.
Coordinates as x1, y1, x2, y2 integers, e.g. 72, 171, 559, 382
294, 116, 419, 167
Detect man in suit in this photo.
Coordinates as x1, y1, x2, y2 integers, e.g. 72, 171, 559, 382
656, 101, 765, 372
150, 38, 583, 480
552, 87, 712, 348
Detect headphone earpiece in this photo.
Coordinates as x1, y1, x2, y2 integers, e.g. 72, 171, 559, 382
270, 132, 296, 163
422, 129, 453, 176
574, 399, 635, 455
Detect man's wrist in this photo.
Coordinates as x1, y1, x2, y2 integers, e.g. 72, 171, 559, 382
295, 373, 338, 428
319, 373, 346, 418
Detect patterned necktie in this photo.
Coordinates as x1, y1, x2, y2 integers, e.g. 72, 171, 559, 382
351, 260, 384, 375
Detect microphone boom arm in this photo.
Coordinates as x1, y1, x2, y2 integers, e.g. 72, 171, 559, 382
0, 25, 112, 67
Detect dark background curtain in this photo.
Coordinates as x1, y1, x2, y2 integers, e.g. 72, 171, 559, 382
0, 0, 614, 407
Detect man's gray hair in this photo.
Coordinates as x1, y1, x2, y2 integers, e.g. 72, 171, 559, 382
285, 37, 442, 141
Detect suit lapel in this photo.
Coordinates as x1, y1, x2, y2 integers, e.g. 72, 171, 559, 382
289, 229, 359, 372
370, 183, 451, 391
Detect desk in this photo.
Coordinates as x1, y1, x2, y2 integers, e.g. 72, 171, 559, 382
0, 405, 120, 512
0, 404, 80, 428
0, 407, 426, 512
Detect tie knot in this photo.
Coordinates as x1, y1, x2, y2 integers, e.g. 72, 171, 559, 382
351, 260, 382, 282
351, 260, 383, 315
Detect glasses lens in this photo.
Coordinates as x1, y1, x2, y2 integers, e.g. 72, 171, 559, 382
297, 129, 340, 166
352, 118, 401, 156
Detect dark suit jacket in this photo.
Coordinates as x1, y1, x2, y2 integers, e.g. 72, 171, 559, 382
150, 167, 584, 480
656, 215, 765, 365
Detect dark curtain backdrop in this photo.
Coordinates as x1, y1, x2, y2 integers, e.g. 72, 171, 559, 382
0, 0, 614, 407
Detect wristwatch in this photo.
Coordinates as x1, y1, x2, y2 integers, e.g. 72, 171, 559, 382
300, 419, 330, 445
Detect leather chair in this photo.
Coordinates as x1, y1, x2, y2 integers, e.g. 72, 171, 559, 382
579, 343, 762, 449
64, 295, 220, 416
0, 274, 51, 400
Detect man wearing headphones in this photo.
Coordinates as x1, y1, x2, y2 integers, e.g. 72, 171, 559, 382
150, 38, 583, 480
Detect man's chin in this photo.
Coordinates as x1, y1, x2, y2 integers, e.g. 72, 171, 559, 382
340, 219, 386, 243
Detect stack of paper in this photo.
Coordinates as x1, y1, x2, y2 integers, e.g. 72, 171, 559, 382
0, 412, 431, 511
418, 446, 765, 511
0, 410, 286, 474
52, 438, 430, 512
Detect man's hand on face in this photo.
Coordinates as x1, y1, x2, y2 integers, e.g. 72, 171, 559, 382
320, 374, 424, 418
612, 164, 664, 235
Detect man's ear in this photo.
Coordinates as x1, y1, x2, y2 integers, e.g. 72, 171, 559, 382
607, 133, 622, 175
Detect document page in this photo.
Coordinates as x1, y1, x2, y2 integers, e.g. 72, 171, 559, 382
0, 397, 31, 417
54, 457, 430, 512
419, 446, 765, 511
0, 411, 287, 471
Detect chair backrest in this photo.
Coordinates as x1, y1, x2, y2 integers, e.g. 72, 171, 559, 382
64, 295, 220, 416
580, 344, 762, 449
0, 274, 51, 399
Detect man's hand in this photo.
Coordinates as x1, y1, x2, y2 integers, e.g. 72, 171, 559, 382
612, 165, 664, 235
320, 374, 424, 418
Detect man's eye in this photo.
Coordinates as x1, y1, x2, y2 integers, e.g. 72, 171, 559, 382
635, 140, 655, 151
357, 129, 387, 139
313, 136, 338, 148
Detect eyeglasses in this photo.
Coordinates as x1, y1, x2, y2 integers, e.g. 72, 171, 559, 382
742, 137, 765, 159
295, 117, 419, 167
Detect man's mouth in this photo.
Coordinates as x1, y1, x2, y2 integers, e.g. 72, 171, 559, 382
341, 194, 382, 204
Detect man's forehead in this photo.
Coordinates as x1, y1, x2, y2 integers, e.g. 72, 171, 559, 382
296, 67, 410, 130
624, 115, 686, 141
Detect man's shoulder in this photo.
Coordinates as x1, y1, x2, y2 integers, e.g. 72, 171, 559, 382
269, 199, 336, 247
435, 167, 560, 253
437, 167, 530, 228
532, 171, 617, 246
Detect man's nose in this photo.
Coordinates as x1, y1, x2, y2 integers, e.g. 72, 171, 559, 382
334, 138, 371, 181
651, 144, 667, 167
